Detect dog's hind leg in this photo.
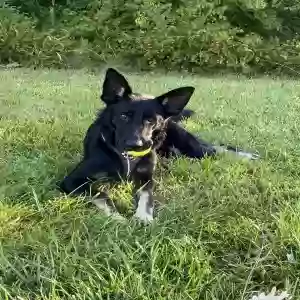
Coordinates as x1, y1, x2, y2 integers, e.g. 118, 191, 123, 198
159, 121, 217, 159
161, 121, 260, 160
213, 144, 260, 160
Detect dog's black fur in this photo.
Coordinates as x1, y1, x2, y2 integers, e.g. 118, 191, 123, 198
59, 68, 258, 223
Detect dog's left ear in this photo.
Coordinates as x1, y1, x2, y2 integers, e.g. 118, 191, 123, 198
101, 68, 132, 105
156, 87, 195, 117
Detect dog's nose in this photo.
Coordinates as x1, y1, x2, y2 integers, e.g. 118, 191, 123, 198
126, 138, 143, 148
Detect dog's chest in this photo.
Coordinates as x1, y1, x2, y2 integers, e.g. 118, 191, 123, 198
93, 155, 141, 180
121, 155, 141, 177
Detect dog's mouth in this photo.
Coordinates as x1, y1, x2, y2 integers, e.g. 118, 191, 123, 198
123, 141, 153, 157
125, 148, 152, 158
124, 140, 153, 152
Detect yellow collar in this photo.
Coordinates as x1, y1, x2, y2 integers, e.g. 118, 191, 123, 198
126, 148, 151, 157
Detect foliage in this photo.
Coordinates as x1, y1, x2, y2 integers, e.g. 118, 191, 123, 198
1, 0, 300, 74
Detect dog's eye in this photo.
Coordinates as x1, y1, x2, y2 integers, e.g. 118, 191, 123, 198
145, 117, 156, 125
120, 113, 130, 122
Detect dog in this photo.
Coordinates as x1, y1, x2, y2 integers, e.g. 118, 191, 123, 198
59, 68, 259, 223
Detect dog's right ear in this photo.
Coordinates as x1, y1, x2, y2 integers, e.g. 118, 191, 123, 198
156, 86, 195, 117
101, 68, 132, 105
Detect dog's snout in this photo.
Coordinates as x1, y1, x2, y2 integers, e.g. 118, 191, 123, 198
126, 138, 143, 149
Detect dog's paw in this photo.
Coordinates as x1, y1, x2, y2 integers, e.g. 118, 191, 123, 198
92, 197, 125, 221
133, 190, 154, 224
248, 153, 261, 160
236, 150, 261, 160
249, 287, 290, 300
133, 209, 154, 224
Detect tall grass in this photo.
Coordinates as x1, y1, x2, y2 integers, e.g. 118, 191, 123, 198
0, 68, 299, 299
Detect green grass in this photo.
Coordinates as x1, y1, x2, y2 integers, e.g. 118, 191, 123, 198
0, 68, 300, 300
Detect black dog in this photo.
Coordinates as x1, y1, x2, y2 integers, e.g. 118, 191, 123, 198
59, 68, 259, 223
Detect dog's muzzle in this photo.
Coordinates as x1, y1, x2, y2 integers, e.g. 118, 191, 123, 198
125, 147, 152, 157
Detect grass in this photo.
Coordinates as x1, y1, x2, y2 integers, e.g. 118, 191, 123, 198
0, 68, 300, 300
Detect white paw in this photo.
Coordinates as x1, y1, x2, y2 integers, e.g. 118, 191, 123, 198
92, 197, 113, 215
133, 190, 154, 224
134, 209, 154, 224
249, 287, 290, 300
237, 151, 261, 160
92, 197, 125, 220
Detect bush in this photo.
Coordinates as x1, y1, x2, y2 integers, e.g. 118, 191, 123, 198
0, 6, 95, 67
0, 6, 37, 65
1, 0, 300, 75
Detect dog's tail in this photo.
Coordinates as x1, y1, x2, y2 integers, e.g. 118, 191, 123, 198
171, 109, 195, 122
213, 144, 260, 160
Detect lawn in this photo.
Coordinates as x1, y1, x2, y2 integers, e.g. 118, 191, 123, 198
0, 68, 300, 300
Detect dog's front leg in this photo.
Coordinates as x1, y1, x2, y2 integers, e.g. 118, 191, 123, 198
59, 158, 113, 195
59, 157, 123, 218
132, 154, 156, 224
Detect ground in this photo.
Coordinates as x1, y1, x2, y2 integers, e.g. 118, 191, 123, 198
0, 68, 299, 300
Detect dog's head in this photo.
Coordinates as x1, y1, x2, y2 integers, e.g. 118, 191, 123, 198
99, 68, 195, 155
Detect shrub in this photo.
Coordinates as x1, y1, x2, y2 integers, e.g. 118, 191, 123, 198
0, 6, 95, 67
1, 0, 300, 74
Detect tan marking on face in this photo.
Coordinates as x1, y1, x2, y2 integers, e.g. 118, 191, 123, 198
141, 122, 154, 140
154, 115, 165, 130
130, 93, 155, 101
